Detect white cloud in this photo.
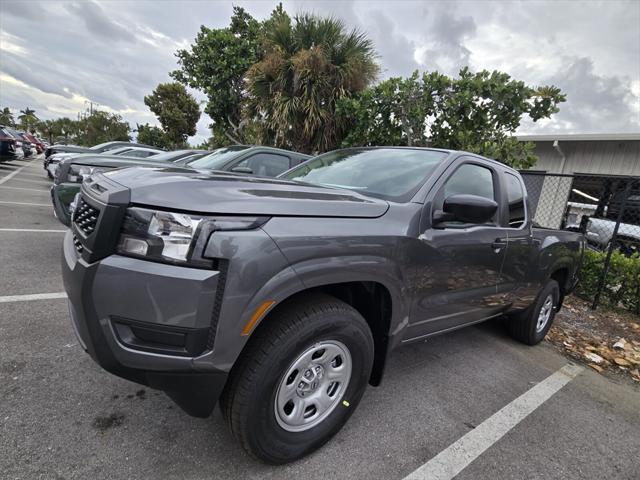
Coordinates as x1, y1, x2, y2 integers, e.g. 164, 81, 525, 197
0, 0, 638, 140
0, 30, 28, 56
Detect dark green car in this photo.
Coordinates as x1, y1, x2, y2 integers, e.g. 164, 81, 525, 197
51, 150, 208, 226
51, 146, 311, 226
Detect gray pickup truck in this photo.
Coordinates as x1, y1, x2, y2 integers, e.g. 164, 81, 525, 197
62, 147, 583, 463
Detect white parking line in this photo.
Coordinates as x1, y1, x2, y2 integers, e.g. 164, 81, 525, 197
402, 363, 583, 480
0, 185, 49, 193
0, 292, 67, 303
4, 177, 52, 186
0, 201, 50, 207
0, 164, 28, 185
14, 171, 48, 177
0, 228, 66, 233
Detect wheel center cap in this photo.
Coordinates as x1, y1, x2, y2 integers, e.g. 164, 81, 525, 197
297, 364, 324, 396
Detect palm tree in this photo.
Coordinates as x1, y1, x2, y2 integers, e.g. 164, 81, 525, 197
0, 107, 15, 126
37, 119, 59, 144
246, 13, 378, 153
18, 107, 38, 131
57, 117, 79, 143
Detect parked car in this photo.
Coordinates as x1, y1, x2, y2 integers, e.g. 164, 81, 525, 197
570, 217, 640, 256
44, 140, 157, 159
6, 127, 34, 157
98, 146, 163, 158
565, 182, 640, 256
45, 146, 163, 179
62, 147, 584, 463
23, 132, 45, 154
0, 126, 20, 160
157, 149, 212, 165
186, 145, 311, 176
51, 150, 208, 226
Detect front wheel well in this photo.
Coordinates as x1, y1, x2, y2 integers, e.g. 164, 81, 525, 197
252, 282, 392, 387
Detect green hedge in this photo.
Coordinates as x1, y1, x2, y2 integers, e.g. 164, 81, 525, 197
576, 249, 640, 313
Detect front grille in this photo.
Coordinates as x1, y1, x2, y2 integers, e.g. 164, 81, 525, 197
73, 199, 99, 235
72, 234, 83, 253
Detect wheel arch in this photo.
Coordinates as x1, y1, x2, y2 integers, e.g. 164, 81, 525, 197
244, 279, 397, 387
549, 266, 570, 308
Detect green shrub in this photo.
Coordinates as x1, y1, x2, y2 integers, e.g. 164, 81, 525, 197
576, 249, 640, 313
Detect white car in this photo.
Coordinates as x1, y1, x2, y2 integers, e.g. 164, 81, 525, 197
45, 146, 163, 179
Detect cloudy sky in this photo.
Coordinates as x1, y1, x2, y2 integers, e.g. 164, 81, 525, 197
1, 0, 638, 144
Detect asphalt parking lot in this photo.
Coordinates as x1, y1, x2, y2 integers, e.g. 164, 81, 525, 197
1, 155, 639, 480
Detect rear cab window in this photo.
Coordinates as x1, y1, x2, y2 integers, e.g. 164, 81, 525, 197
505, 172, 526, 228
235, 153, 291, 176
126, 150, 156, 158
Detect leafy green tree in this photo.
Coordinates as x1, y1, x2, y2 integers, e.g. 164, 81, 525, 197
339, 68, 565, 169
18, 107, 39, 132
36, 119, 61, 144
34, 113, 129, 145
55, 117, 80, 143
191, 138, 213, 150
0, 107, 15, 126
172, 6, 261, 145
336, 73, 427, 148
77, 111, 130, 146
144, 82, 200, 147
135, 123, 173, 149
425, 69, 565, 169
246, 12, 379, 153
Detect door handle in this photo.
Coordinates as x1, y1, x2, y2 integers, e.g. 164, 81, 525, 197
491, 239, 508, 251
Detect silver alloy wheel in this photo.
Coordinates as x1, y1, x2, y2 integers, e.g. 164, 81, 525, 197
274, 340, 352, 432
536, 294, 554, 333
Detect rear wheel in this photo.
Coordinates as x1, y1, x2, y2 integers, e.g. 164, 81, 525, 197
508, 279, 559, 345
220, 293, 374, 464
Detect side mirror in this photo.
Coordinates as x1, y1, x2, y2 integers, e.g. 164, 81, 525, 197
434, 194, 498, 225
231, 166, 253, 174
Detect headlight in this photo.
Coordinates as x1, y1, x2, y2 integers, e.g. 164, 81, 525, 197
116, 207, 269, 267
68, 165, 108, 183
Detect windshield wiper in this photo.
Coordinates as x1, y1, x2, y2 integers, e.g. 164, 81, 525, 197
319, 183, 368, 190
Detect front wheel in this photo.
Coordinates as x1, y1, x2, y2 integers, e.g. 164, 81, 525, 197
220, 293, 374, 464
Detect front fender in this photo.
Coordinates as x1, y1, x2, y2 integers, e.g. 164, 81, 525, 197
193, 228, 305, 371
265, 214, 413, 352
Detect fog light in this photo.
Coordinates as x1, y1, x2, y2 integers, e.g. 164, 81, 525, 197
117, 236, 148, 256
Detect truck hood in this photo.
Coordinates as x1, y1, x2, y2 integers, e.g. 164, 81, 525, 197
51, 145, 93, 154
101, 167, 389, 218
65, 155, 172, 168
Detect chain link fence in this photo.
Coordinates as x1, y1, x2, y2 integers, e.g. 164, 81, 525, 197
521, 171, 640, 313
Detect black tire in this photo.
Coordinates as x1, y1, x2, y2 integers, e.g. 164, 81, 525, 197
508, 279, 559, 345
220, 293, 374, 464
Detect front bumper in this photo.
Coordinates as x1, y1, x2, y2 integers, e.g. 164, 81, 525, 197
61, 231, 228, 417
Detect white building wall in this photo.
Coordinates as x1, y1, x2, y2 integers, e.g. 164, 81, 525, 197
521, 138, 640, 228
528, 140, 640, 175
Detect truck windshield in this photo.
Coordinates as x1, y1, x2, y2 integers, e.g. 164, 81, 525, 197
281, 148, 448, 202
188, 145, 250, 170
90, 141, 117, 150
